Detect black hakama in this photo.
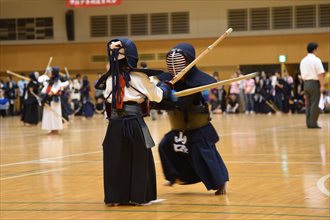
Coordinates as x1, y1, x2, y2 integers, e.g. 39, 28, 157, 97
21, 99, 39, 124
102, 116, 157, 204
21, 82, 39, 125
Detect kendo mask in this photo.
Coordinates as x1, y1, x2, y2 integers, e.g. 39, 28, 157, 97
106, 38, 140, 110
107, 37, 139, 71
166, 43, 196, 76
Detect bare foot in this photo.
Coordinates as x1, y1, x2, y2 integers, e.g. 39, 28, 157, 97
50, 130, 59, 135
215, 181, 228, 195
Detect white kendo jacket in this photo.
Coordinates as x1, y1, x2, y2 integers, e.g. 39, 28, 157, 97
104, 71, 164, 104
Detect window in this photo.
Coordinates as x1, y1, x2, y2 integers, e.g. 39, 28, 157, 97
110, 15, 128, 36
272, 7, 293, 29
151, 13, 168, 35
295, 5, 316, 28
0, 17, 53, 41
250, 8, 270, 30
171, 12, 189, 34
0, 19, 16, 40
228, 9, 248, 31
90, 16, 108, 37
130, 14, 148, 36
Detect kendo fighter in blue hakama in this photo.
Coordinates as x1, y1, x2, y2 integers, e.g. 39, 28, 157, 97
153, 43, 229, 195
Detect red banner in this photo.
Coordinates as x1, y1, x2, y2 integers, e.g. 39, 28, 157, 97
66, 0, 122, 7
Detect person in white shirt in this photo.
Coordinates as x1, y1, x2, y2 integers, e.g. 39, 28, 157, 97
299, 42, 325, 128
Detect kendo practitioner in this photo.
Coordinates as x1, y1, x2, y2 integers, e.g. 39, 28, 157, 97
40, 67, 69, 134
153, 43, 229, 195
95, 38, 171, 206
60, 74, 73, 122
21, 72, 40, 125
81, 76, 95, 118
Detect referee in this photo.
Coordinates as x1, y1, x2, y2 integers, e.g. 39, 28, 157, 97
300, 42, 325, 129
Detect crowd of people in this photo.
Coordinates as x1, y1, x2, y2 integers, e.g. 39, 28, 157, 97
209, 69, 330, 115
1, 68, 329, 121
0, 69, 106, 127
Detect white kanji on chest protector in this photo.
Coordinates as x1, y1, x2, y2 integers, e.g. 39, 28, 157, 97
173, 132, 188, 154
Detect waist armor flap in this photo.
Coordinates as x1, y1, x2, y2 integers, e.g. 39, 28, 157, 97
168, 106, 210, 131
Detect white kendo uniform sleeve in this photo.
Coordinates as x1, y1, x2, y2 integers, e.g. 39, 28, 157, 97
103, 72, 164, 103
130, 72, 164, 103
38, 74, 49, 85
60, 81, 70, 89
149, 76, 160, 85
46, 81, 70, 94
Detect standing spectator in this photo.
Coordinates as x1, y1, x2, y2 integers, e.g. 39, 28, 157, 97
274, 71, 285, 112
81, 75, 94, 118
17, 74, 28, 114
70, 75, 82, 114
229, 72, 240, 106
300, 42, 325, 128
253, 74, 263, 113
292, 74, 305, 113
237, 70, 246, 113
4, 76, 18, 116
244, 78, 255, 114
282, 70, 294, 113
210, 71, 226, 114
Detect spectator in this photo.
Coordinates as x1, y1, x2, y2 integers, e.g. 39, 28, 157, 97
4, 76, 18, 116
300, 42, 325, 128
0, 89, 9, 117
17, 74, 28, 114
226, 94, 239, 113
244, 78, 255, 114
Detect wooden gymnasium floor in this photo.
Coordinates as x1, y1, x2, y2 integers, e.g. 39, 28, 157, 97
0, 113, 329, 220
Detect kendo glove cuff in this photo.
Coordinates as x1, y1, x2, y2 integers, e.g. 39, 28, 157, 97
158, 82, 172, 100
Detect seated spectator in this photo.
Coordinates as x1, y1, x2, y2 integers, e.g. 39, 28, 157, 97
95, 97, 105, 114
0, 89, 9, 117
226, 94, 239, 113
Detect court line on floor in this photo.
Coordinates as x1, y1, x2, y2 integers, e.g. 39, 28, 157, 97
0, 168, 67, 181
1, 155, 328, 168
227, 161, 330, 165
0, 150, 102, 167
1, 208, 329, 218
317, 174, 330, 196
1, 201, 329, 210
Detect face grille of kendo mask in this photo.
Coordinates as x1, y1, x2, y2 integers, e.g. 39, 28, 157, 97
166, 49, 187, 76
